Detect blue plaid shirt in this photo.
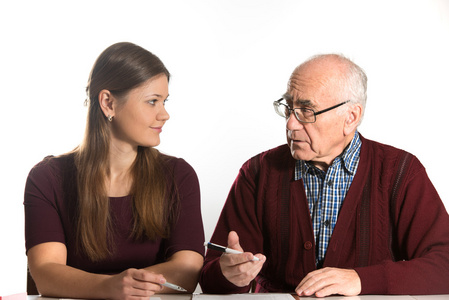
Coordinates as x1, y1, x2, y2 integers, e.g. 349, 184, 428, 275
294, 131, 362, 267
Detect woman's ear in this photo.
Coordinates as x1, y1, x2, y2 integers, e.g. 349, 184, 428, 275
98, 89, 114, 119
343, 104, 363, 136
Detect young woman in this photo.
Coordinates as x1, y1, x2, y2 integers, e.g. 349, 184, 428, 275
24, 42, 204, 299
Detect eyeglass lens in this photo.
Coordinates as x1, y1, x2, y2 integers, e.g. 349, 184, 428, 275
274, 101, 316, 123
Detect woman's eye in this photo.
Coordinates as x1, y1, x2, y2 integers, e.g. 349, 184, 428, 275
147, 98, 168, 105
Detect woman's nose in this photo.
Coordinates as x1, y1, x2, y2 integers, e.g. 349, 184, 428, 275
157, 105, 170, 121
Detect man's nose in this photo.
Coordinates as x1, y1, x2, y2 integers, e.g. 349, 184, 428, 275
286, 113, 303, 131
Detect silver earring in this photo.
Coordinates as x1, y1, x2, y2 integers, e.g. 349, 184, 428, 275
107, 115, 113, 122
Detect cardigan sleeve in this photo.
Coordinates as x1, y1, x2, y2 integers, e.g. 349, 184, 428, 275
355, 156, 449, 295
199, 156, 265, 294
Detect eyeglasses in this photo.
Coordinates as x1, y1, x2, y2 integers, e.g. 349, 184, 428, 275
273, 98, 350, 123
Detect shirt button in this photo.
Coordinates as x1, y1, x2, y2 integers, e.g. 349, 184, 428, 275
324, 220, 330, 227
327, 180, 333, 186
304, 241, 313, 250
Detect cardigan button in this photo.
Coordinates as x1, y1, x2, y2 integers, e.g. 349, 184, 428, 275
304, 241, 313, 250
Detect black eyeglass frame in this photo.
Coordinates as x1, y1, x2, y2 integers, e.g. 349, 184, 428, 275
273, 98, 351, 123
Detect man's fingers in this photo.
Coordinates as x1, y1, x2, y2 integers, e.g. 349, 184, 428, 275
220, 231, 267, 287
296, 268, 325, 295
227, 231, 244, 252
296, 274, 322, 296
295, 268, 360, 297
314, 285, 338, 298
220, 252, 258, 267
221, 255, 266, 287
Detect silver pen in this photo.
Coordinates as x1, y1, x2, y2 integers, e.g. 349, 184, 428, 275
161, 281, 187, 292
204, 242, 260, 261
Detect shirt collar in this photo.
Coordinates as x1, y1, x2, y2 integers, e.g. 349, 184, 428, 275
338, 131, 362, 175
295, 131, 362, 180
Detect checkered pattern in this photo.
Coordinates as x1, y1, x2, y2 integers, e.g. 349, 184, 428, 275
295, 132, 362, 267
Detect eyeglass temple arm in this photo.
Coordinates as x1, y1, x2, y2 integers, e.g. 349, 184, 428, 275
314, 100, 350, 116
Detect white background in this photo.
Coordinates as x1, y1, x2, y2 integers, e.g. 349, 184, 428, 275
1, 0, 448, 294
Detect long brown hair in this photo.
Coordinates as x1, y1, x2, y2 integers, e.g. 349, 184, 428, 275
74, 42, 177, 261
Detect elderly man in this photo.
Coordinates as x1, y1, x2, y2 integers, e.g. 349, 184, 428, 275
199, 54, 449, 296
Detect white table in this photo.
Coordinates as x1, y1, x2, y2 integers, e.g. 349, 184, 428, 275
27, 294, 449, 300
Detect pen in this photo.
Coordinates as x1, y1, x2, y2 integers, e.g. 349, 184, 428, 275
162, 281, 187, 292
204, 242, 260, 261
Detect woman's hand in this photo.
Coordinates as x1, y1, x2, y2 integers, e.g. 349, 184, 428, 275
27, 242, 168, 300
144, 250, 204, 293
102, 268, 166, 300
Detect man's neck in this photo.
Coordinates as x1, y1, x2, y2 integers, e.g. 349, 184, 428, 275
309, 131, 356, 172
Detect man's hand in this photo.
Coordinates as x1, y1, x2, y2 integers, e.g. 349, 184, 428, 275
295, 267, 361, 297
219, 231, 266, 287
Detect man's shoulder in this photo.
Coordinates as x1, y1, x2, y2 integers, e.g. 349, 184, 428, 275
361, 134, 410, 158
241, 144, 294, 175
359, 134, 422, 173
250, 144, 292, 163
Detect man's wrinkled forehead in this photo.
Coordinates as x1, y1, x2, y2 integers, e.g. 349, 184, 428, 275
286, 70, 307, 97
284, 69, 324, 103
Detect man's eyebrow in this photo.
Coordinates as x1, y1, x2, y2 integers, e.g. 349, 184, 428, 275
283, 94, 315, 108
295, 99, 313, 107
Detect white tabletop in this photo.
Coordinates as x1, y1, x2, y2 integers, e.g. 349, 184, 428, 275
27, 294, 449, 300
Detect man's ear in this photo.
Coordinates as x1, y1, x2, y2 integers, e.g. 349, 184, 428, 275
98, 89, 114, 119
343, 104, 362, 136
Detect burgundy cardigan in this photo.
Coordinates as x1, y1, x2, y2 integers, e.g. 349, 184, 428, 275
200, 135, 449, 295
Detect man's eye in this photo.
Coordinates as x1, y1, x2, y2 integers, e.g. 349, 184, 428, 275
148, 100, 157, 105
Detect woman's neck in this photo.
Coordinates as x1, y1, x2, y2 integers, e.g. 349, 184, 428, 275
107, 141, 138, 197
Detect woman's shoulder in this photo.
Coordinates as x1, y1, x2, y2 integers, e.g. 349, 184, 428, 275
160, 153, 195, 173
28, 153, 76, 180
159, 153, 199, 188
25, 153, 77, 206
